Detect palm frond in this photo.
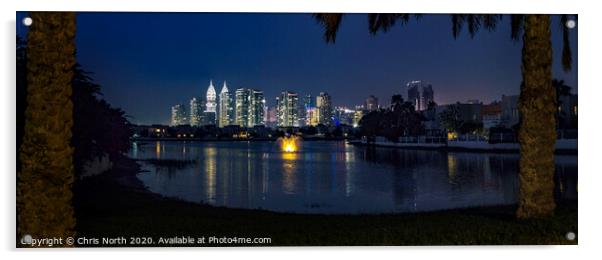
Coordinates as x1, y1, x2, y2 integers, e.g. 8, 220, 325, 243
451, 14, 465, 38
368, 14, 396, 34
313, 13, 344, 43
466, 15, 480, 37
510, 14, 525, 41
482, 14, 501, 31
368, 14, 415, 35
315, 13, 422, 43
452, 14, 500, 39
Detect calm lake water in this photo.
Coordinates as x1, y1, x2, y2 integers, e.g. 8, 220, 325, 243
130, 140, 577, 214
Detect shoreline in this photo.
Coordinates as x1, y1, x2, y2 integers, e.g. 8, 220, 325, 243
133, 137, 578, 155
71, 154, 578, 246
348, 140, 578, 155
132, 137, 346, 142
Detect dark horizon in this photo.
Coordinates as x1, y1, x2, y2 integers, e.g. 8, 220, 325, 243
16, 12, 578, 125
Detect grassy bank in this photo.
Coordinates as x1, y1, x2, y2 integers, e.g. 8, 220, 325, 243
73, 156, 577, 246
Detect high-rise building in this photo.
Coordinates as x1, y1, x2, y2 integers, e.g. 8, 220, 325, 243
303, 94, 314, 109
235, 88, 250, 127
189, 97, 205, 126
299, 94, 313, 127
277, 91, 299, 127
306, 107, 319, 126
263, 102, 269, 126
218, 81, 234, 127
266, 106, 278, 128
407, 81, 434, 111
205, 80, 217, 124
170, 104, 188, 126
248, 89, 265, 127
333, 106, 354, 126
364, 95, 379, 111
316, 92, 332, 126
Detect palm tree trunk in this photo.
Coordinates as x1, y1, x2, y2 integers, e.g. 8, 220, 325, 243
517, 14, 556, 218
17, 12, 77, 245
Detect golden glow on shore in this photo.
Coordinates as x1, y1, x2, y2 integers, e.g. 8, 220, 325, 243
280, 136, 300, 153
447, 131, 458, 140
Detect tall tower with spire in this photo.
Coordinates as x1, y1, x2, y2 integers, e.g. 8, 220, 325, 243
206, 80, 217, 113
218, 81, 234, 127
204, 80, 217, 125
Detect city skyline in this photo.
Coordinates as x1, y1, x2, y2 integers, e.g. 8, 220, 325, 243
16, 13, 579, 125
168, 77, 577, 128
171, 80, 353, 127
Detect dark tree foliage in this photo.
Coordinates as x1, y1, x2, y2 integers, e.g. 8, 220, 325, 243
359, 96, 424, 141
331, 126, 343, 137
71, 64, 133, 175
427, 100, 437, 110
552, 79, 576, 130
439, 105, 463, 133
459, 122, 484, 134
301, 125, 318, 135
357, 110, 382, 138
438, 104, 482, 134
390, 94, 404, 111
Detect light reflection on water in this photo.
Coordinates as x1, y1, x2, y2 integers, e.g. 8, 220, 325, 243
205, 146, 216, 203
131, 141, 577, 214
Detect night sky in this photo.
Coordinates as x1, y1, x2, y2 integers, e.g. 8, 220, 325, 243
17, 12, 578, 125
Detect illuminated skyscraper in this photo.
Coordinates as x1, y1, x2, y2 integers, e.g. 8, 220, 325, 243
189, 97, 205, 126
316, 92, 332, 126
277, 91, 299, 127
218, 81, 234, 127
170, 104, 188, 126
407, 81, 434, 111
205, 80, 217, 124
300, 94, 313, 127
248, 89, 265, 127
235, 88, 250, 127
306, 107, 319, 126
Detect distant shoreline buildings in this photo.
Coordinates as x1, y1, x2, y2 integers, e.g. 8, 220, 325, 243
170, 81, 339, 129
169, 80, 421, 129
167, 79, 576, 138
170, 81, 267, 128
